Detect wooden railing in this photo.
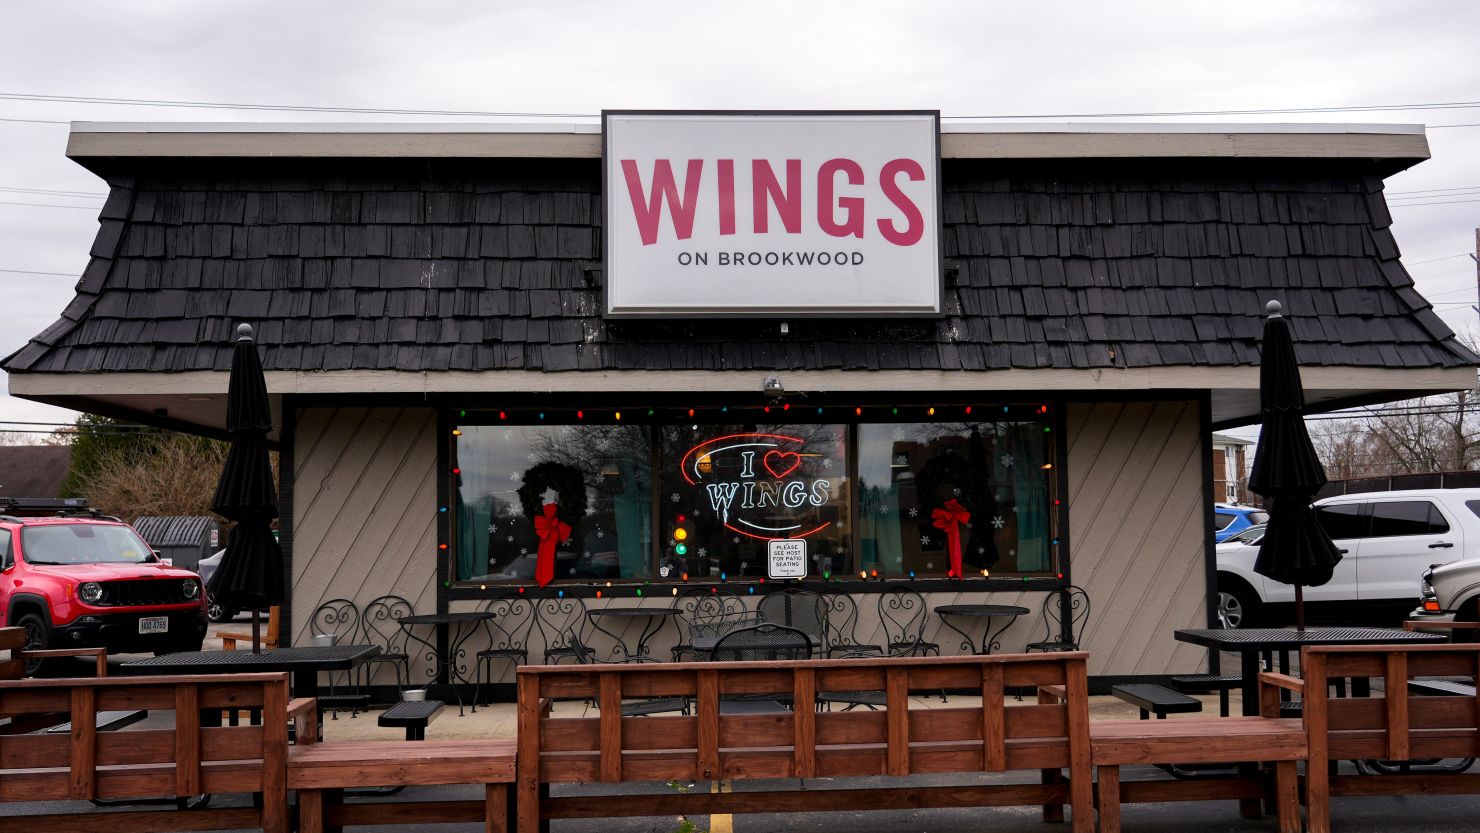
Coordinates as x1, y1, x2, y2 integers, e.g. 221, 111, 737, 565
517, 652, 1094, 833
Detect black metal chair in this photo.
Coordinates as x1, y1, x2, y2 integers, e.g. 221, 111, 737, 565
473, 592, 534, 706
757, 589, 828, 655
357, 595, 414, 696
569, 632, 690, 716
672, 589, 749, 661
822, 592, 881, 658
307, 598, 364, 719
877, 587, 940, 657
1025, 586, 1090, 652
709, 622, 813, 662
534, 596, 589, 664
817, 633, 926, 711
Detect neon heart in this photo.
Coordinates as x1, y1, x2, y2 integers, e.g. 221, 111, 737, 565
763, 450, 802, 479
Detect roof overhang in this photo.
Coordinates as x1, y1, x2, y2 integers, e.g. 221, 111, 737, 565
9, 365, 1473, 437
66, 120, 1431, 176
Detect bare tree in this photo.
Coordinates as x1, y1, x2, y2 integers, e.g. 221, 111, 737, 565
79, 433, 240, 522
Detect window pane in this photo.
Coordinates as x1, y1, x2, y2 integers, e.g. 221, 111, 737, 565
1315, 504, 1366, 540
1248, 511, 1269, 525
1368, 501, 1438, 539
1427, 503, 1451, 534
657, 424, 849, 580
452, 425, 652, 582
857, 421, 1054, 576
1214, 513, 1236, 531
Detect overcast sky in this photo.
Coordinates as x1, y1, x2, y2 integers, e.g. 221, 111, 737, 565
1, 1, 1477, 440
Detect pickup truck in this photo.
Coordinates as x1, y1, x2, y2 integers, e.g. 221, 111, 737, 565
1217, 488, 1480, 628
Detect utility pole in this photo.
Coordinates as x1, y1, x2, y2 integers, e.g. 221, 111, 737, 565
1472, 228, 1479, 329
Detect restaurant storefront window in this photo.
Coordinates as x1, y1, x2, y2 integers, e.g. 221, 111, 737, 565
450, 407, 1058, 588
857, 420, 1053, 578
658, 424, 851, 581
452, 424, 653, 582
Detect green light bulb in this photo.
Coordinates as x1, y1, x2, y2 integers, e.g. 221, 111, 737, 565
675, 543, 687, 555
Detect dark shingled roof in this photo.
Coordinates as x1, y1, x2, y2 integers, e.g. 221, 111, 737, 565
5, 157, 1474, 375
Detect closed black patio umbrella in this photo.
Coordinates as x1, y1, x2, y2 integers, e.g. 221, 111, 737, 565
1247, 300, 1343, 631
205, 323, 284, 652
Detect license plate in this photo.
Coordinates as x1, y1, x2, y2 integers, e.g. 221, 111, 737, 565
138, 617, 169, 635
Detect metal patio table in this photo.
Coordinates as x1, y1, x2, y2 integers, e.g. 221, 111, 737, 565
396, 610, 495, 714
1174, 626, 1446, 716
586, 606, 681, 661
122, 644, 380, 701
934, 604, 1032, 655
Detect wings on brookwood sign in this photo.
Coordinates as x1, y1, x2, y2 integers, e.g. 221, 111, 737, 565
603, 111, 942, 317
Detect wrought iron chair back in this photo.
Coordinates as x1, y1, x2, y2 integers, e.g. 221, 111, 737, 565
689, 612, 764, 641
877, 587, 933, 654
534, 596, 589, 664
1027, 585, 1090, 652
709, 622, 813, 662
357, 594, 414, 690
308, 598, 360, 643
472, 592, 535, 706
822, 592, 880, 657
308, 599, 363, 715
672, 589, 749, 660
481, 593, 536, 654
756, 589, 827, 652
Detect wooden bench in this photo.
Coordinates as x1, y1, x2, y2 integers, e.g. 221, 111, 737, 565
1038, 684, 1304, 833
289, 722, 514, 832
0, 671, 311, 833
516, 651, 1096, 833
377, 698, 444, 740
1259, 644, 1480, 833
1, 625, 137, 734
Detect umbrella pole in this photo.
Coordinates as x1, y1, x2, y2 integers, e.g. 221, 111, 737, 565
251, 610, 262, 654
1295, 585, 1305, 632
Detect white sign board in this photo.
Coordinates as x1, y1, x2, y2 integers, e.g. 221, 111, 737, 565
767, 539, 808, 580
604, 111, 942, 317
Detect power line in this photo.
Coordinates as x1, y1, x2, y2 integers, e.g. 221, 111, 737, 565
1387, 185, 1480, 197
0, 116, 68, 125
1389, 198, 1480, 208
0, 200, 97, 210
4, 91, 1480, 120
0, 267, 78, 277
923, 101, 1480, 118
0, 185, 104, 199
1405, 253, 1471, 266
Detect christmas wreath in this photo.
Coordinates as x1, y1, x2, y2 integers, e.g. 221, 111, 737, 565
516, 461, 589, 528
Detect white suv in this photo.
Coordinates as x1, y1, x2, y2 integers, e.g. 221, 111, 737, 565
1216, 489, 1480, 628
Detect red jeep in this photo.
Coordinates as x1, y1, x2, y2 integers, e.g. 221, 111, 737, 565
0, 498, 206, 670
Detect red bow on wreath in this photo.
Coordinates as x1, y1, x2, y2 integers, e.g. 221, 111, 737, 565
533, 502, 572, 588
931, 498, 971, 578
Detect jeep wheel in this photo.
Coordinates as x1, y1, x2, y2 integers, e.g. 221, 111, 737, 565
17, 613, 49, 675
206, 592, 235, 623
1217, 584, 1260, 629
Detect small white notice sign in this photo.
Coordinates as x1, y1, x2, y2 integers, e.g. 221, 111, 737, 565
767, 539, 808, 580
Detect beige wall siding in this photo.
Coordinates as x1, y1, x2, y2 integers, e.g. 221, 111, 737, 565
289, 401, 1212, 685
291, 406, 440, 683
1064, 401, 1211, 676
